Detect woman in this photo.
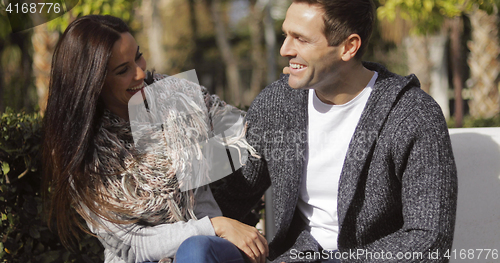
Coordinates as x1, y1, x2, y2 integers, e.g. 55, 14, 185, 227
42, 15, 267, 263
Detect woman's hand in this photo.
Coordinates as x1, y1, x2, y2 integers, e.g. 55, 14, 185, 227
210, 216, 268, 263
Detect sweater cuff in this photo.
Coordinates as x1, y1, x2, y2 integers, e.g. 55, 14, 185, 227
198, 216, 217, 236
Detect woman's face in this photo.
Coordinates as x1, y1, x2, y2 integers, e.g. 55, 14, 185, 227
101, 32, 147, 120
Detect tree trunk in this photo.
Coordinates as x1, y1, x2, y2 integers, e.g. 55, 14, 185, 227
32, 23, 58, 115
405, 34, 450, 120
405, 35, 431, 94
428, 34, 450, 120
0, 39, 4, 112
143, 0, 168, 73
11, 31, 35, 112
467, 7, 500, 119
449, 16, 465, 127
244, 0, 265, 106
187, 0, 202, 71
263, 0, 277, 85
207, 0, 242, 105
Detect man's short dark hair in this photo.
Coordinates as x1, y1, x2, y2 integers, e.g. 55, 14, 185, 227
293, 0, 375, 59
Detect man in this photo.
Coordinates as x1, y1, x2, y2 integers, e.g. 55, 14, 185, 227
213, 0, 457, 262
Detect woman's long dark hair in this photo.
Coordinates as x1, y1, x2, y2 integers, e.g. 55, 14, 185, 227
42, 15, 130, 248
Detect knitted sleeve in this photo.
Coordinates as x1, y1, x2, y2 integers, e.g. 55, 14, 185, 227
86, 187, 220, 263
210, 85, 272, 221
355, 90, 457, 263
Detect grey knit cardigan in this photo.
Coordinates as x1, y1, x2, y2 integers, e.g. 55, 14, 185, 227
213, 62, 458, 262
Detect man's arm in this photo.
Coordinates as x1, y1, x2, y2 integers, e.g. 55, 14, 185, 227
210, 124, 271, 221
209, 89, 272, 221
358, 102, 457, 262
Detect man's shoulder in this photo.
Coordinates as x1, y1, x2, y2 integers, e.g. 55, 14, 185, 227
250, 74, 306, 108
362, 61, 446, 125
257, 74, 291, 97
364, 62, 420, 91
365, 61, 437, 108
246, 74, 308, 125
385, 79, 447, 133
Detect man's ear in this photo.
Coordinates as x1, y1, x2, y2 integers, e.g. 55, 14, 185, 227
341, 34, 361, 61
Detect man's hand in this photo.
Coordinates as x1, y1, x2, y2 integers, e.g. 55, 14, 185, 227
210, 216, 268, 263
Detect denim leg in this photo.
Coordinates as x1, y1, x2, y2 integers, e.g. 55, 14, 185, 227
174, 235, 246, 263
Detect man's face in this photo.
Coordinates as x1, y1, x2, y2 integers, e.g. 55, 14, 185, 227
280, 2, 342, 90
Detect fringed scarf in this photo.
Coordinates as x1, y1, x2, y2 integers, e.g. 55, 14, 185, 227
89, 74, 258, 226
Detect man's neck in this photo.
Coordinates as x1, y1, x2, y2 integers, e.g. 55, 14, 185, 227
314, 63, 375, 105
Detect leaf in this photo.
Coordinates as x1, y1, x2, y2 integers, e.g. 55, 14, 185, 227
2, 162, 10, 176
0, 242, 4, 258
40, 250, 61, 263
7, 212, 15, 225
29, 226, 40, 239
82, 254, 96, 263
23, 195, 38, 215
33, 242, 45, 254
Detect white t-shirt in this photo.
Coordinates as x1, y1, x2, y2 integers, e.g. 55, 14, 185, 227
297, 72, 378, 250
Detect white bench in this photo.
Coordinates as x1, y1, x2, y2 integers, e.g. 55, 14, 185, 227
449, 128, 500, 263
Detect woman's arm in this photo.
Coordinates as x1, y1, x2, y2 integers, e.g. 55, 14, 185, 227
87, 187, 220, 263
88, 186, 268, 263
90, 215, 215, 263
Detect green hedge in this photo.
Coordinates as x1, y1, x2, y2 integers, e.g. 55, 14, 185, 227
448, 114, 500, 128
0, 109, 103, 263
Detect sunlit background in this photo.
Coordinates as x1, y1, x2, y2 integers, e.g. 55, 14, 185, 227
1, 0, 500, 127
2, 1, 500, 261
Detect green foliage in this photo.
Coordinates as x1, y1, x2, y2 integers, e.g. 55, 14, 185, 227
378, 0, 462, 34
461, 0, 500, 14
0, 109, 104, 262
378, 0, 500, 35
47, 0, 141, 33
0, 0, 139, 35
0, 108, 42, 183
448, 114, 500, 128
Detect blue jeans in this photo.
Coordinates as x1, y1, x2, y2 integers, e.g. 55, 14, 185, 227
174, 235, 246, 263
